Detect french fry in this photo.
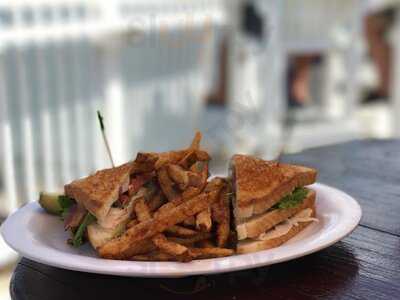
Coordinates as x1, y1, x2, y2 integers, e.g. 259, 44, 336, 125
132, 161, 155, 174
98, 190, 219, 259
147, 192, 165, 212
135, 197, 152, 222
168, 232, 213, 246
126, 219, 139, 229
178, 150, 196, 169
182, 186, 201, 200
154, 151, 187, 170
100, 238, 156, 258
182, 163, 209, 200
182, 216, 196, 227
194, 150, 210, 162
195, 162, 209, 181
152, 233, 189, 257
167, 164, 189, 189
135, 152, 158, 163
196, 208, 212, 232
153, 196, 183, 218
131, 251, 177, 262
188, 247, 234, 259
131, 152, 158, 174
153, 202, 175, 218
181, 150, 210, 167
189, 161, 205, 173
157, 167, 180, 202
187, 172, 203, 187
212, 183, 231, 247
205, 177, 226, 193
189, 131, 202, 150
165, 225, 198, 237
216, 222, 230, 248
134, 247, 233, 261
130, 247, 234, 261
196, 239, 215, 248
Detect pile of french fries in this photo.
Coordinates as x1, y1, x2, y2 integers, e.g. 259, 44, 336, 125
103, 132, 234, 262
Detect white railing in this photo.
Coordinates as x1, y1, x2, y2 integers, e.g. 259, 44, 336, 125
0, 0, 227, 214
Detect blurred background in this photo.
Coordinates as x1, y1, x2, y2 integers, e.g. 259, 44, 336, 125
1, 0, 400, 298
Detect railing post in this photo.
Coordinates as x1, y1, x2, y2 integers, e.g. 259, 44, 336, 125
99, 42, 126, 165
0, 51, 18, 214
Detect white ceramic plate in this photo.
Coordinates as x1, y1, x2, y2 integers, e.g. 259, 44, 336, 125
1, 183, 361, 278
0, 235, 17, 268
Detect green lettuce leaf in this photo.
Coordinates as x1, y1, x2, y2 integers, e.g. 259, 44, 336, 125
58, 196, 75, 220
272, 187, 308, 210
72, 213, 96, 247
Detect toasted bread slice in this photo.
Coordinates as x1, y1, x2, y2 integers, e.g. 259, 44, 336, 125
236, 189, 315, 240
237, 205, 316, 254
64, 162, 134, 221
230, 154, 317, 221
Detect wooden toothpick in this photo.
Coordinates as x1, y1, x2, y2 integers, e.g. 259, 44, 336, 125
97, 110, 115, 167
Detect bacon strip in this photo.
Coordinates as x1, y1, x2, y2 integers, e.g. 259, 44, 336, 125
128, 173, 154, 196
64, 204, 87, 230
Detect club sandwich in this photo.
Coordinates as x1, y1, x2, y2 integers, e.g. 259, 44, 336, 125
229, 154, 318, 254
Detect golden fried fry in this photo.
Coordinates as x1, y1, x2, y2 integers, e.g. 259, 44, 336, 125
133, 246, 233, 261
165, 225, 198, 237
178, 150, 196, 169
189, 161, 206, 173
132, 161, 155, 174
182, 216, 196, 227
131, 251, 177, 262
152, 233, 188, 256
216, 222, 230, 248
147, 192, 166, 212
182, 163, 209, 200
205, 177, 226, 193
188, 247, 234, 259
131, 152, 158, 175
186, 172, 202, 188
153, 196, 183, 218
157, 167, 180, 202
211, 183, 231, 247
194, 150, 210, 162
134, 197, 152, 222
196, 208, 212, 232
189, 131, 202, 150
196, 239, 215, 248
126, 219, 139, 229
168, 232, 212, 246
182, 186, 201, 200
178, 149, 210, 168
154, 151, 187, 170
153, 202, 174, 218
167, 164, 189, 188
100, 238, 156, 258
134, 152, 158, 164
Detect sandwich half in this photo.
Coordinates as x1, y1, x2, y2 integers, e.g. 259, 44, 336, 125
64, 160, 158, 249
229, 154, 318, 254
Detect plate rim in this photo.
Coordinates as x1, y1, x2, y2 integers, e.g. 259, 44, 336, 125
1, 183, 362, 278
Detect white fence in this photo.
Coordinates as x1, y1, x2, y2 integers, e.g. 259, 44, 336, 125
0, 0, 227, 214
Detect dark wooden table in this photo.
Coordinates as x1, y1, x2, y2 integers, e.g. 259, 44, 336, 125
9, 140, 400, 300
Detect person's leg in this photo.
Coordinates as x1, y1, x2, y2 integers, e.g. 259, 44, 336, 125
290, 55, 318, 105
206, 38, 228, 106
365, 10, 394, 97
